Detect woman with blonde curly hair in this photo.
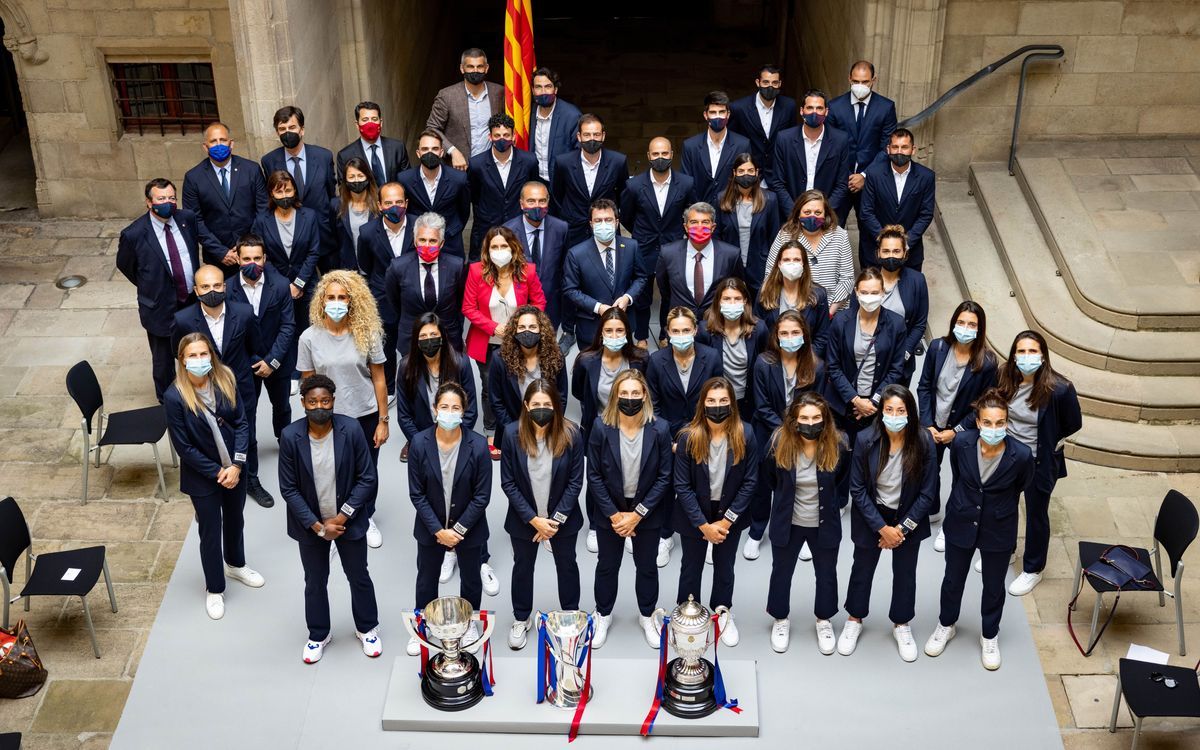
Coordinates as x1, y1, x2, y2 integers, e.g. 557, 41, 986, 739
297, 269, 389, 548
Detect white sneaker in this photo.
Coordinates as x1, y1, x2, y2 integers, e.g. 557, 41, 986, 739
639, 614, 661, 649
836, 620, 862, 656
1008, 571, 1043, 596
481, 564, 500, 597
815, 619, 836, 655
463, 621, 482, 653
586, 529, 598, 553
624, 537, 633, 555
591, 612, 612, 649
439, 551, 457, 583
742, 536, 762, 560
973, 556, 983, 573
980, 635, 1002, 670
656, 537, 673, 568
716, 607, 739, 647
205, 592, 224, 620
366, 517, 382, 548
705, 543, 713, 565
770, 618, 791, 653
799, 541, 813, 561
356, 628, 382, 657
924, 623, 956, 657
303, 635, 330, 663
224, 564, 265, 588
893, 624, 918, 662
509, 618, 531, 650
406, 634, 421, 657
934, 527, 946, 553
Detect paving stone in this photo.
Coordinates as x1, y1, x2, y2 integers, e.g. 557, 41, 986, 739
1078, 192, 1125, 213
1129, 174, 1200, 192
1090, 209, 1168, 230
58, 282, 137, 311
1063, 674, 1132, 729
0, 336, 115, 367
1103, 157, 1195, 175
1062, 158, 1110, 176
9, 310, 109, 337
30, 627, 139, 680
0, 282, 35, 308
30, 679, 130, 733
147, 499, 195, 541
0, 256, 69, 284
31, 501, 156, 542
0, 428, 72, 463
1121, 191, 1198, 212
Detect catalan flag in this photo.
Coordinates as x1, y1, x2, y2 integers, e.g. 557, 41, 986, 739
504, 0, 536, 149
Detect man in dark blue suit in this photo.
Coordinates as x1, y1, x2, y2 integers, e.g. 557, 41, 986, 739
825, 60, 898, 227
551, 113, 629, 248
680, 91, 751, 208
397, 130, 471, 259
116, 178, 201, 402
655, 202, 746, 339
859, 128, 936, 270
356, 182, 414, 396
182, 122, 269, 276
336, 101, 410, 187
769, 90, 853, 219
563, 198, 648, 347
468, 113, 539, 258
529, 67, 581, 187
728, 64, 798, 185
261, 106, 338, 272
503, 181, 571, 341
620, 137, 696, 344
384, 212, 467, 359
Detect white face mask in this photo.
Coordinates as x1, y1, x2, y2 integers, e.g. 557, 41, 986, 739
857, 292, 883, 312
779, 261, 804, 281
851, 83, 871, 101
489, 248, 512, 268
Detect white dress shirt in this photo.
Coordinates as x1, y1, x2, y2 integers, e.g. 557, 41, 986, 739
239, 275, 263, 316
652, 171, 672, 215
466, 84, 491, 157
684, 240, 715, 301
360, 137, 385, 183
803, 126, 825, 191
535, 104, 555, 180
581, 152, 602, 195
422, 167, 442, 204
493, 150, 513, 188
707, 132, 726, 179
385, 219, 408, 258
756, 93, 775, 135
202, 305, 227, 353
892, 163, 911, 202
149, 214, 194, 290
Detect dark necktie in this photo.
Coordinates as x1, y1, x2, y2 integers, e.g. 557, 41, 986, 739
370, 144, 385, 186
605, 247, 615, 287
219, 167, 230, 199
856, 101, 864, 124
290, 156, 305, 198
423, 263, 437, 307
530, 228, 541, 266
693, 252, 704, 307
163, 223, 189, 304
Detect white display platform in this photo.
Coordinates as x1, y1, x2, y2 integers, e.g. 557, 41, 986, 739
382, 656, 759, 737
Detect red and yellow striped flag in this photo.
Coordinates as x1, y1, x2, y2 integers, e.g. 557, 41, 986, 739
504, 0, 536, 150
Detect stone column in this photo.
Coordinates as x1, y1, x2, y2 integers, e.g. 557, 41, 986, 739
226, 0, 296, 158
866, 0, 947, 162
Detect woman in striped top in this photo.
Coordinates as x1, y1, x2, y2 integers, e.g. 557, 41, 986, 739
763, 189, 855, 313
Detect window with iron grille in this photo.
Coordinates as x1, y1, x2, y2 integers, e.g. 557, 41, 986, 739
109, 62, 219, 136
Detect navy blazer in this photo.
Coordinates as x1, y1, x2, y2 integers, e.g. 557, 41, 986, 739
680, 130, 752, 208
336, 136, 410, 185
329, 198, 370, 270
727, 93, 798, 182
697, 318, 769, 410
849, 426, 938, 546
562, 236, 648, 345
716, 191, 781, 289
468, 148, 539, 249
277, 414, 377, 543
917, 339, 999, 431
846, 268, 928, 364
225, 266, 296, 374
859, 161, 936, 268
618, 170, 695, 256
487, 357, 569, 434
182, 156, 269, 265
396, 166, 471, 257
586, 418, 674, 529
943, 431, 1034, 552
768, 445, 848, 549
394, 352, 478, 441
570, 351, 647, 443
261, 144, 337, 255
357, 217, 415, 324
822, 307, 907, 416
250, 206, 322, 292
504, 214, 571, 329
754, 284, 832, 358
500, 421, 586, 539
769, 125, 853, 218
551, 149, 630, 241
672, 421, 759, 536
116, 211, 202, 338
171, 301, 262, 401
407, 427, 491, 547
655, 238, 746, 333
751, 353, 827, 446
825, 91, 898, 174
163, 380, 248, 496
1026, 379, 1083, 492
528, 98, 581, 186
383, 250, 466, 355
644, 344, 724, 440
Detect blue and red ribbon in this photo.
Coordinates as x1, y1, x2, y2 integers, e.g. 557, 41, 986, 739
710, 613, 741, 714
639, 614, 671, 736
567, 616, 595, 743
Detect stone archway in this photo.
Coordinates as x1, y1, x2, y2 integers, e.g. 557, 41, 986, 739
0, 2, 42, 211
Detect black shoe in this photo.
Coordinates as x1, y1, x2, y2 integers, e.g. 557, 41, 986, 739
247, 476, 275, 508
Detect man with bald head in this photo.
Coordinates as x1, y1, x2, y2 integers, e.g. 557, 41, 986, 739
619, 137, 696, 345
183, 122, 269, 275
825, 60, 897, 226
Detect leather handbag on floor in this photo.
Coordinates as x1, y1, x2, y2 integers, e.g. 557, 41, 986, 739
1067, 545, 1157, 656
0, 620, 48, 699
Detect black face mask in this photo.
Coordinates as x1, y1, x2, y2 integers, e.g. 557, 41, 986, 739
580, 139, 603, 155
275, 196, 296, 210
879, 257, 904, 272
306, 407, 334, 425
464, 71, 486, 86
759, 86, 780, 101
705, 405, 732, 424
617, 397, 643, 417
734, 174, 758, 189
346, 179, 369, 194
794, 421, 824, 440
198, 290, 225, 307
649, 157, 672, 173
889, 153, 912, 167
279, 131, 301, 149
515, 331, 541, 349
419, 152, 442, 170
417, 337, 443, 358
528, 407, 554, 427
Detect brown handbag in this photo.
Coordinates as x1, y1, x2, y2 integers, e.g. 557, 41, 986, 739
0, 619, 48, 699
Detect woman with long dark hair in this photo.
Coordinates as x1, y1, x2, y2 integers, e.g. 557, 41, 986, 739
251, 170, 322, 331
755, 239, 831, 356
698, 276, 768, 416
866, 225, 928, 384
395, 312, 477, 461
332, 157, 379, 270
716, 152, 780, 295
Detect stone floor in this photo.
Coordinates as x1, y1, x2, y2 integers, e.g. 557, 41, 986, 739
0, 215, 1197, 748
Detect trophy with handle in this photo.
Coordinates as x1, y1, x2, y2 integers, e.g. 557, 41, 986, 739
402, 596, 496, 711
652, 595, 719, 719
536, 610, 595, 708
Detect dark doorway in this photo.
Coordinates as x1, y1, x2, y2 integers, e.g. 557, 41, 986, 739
0, 17, 36, 211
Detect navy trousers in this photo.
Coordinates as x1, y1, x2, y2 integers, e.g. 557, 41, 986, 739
1021, 481, 1055, 574
416, 541, 483, 611
297, 535, 378, 641
189, 482, 247, 594
510, 532, 581, 621
939, 542, 1010, 639
677, 531, 741, 611
767, 525, 839, 621
594, 524, 659, 617
844, 537, 921, 624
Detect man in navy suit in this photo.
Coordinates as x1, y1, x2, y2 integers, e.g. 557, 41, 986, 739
468, 113, 539, 258
551, 113, 630, 248
620, 137, 696, 345
503, 181, 571, 341
655, 202, 746, 338
769, 90, 853, 219
681, 91, 751, 208
397, 130, 471, 259
563, 199, 648, 347
116, 178, 201, 402
728, 64, 798, 185
528, 67, 581, 187
356, 182, 414, 396
172, 264, 272, 507
261, 106, 338, 272
825, 60, 898, 227
336, 101, 410, 187
182, 122, 269, 276
384, 212, 467, 359
859, 128, 936, 270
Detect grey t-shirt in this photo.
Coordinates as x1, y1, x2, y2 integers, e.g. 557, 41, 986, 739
854, 317, 878, 397
875, 450, 903, 510
707, 438, 729, 510
978, 441, 1005, 485
1007, 383, 1040, 457
620, 428, 643, 500
934, 353, 967, 429
736, 202, 753, 264
425, 371, 440, 416
675, 354, 694, 393
597, 358, 628, 413
348, 207, 370, 247
519, 363, 543, 397
309, 431, 337, 520
296, 326, 387, 418
791, 452, 820, 527
276, 213, 296, 258
529, 438, 552, 518
881, 280, 906, 319
438, 438, 461, 525
195, 384, 231, 467
723, 336, 749, 399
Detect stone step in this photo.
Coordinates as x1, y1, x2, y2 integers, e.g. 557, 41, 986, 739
1067, 416, 1200, 473
969, 163, 1200, 376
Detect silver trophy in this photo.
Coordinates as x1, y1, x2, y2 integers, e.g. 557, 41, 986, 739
402, 596, 495, 711
539, 609, 594, 708
652, 595, 719, 718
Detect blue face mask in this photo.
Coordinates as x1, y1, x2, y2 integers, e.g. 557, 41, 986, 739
953, 325, 977, 344
324, 301, 348, 322
1015, 353, 1042, 375
208, 143, 232, 162
779, 335, 804, 352
979, 426, 1007, 446
150, 202, 175, 219
492, 138, 512, 153
798, 215, 824, 232
185, 357, 212, 377
436, 410, 463, 430
719, 303, 743, 320
593, 222, 616, 243
669, 334, 694, 352
882, 414, 908, 433
602, 336, 626, 352
523, 206, 548, 223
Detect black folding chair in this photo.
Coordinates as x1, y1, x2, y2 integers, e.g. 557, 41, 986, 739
1109, 658, 1200, 749
0, 733, 21, 750
1071, 490, 1198, 656
65, 360, 175, 504
0, 497, 117, 658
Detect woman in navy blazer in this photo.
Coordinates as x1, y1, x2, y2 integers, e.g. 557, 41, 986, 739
586, 369, 674, 650
487, 305, 568, 451
163, 332, 260, 621
499, 379, 585, 650
395, 312, 478, 457
331, 157, 379, 270
996, 330, 1082, 597
754, 240, 830, 357
842, 384, 937, 662
672, 376, 758, 647
406, 382, 493, 655
697, 276, 768, 417
251, 170, 322, 331
764, 391, 848, 655
853, 225, 928, 384
716, 153, 781, 295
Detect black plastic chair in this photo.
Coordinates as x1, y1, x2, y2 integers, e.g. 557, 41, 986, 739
1071, 490, 1198, 656
0, 497, 117, 658
65, 360, 175, 504
0, 733, 20, 750
1109, 658, 1200, 749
